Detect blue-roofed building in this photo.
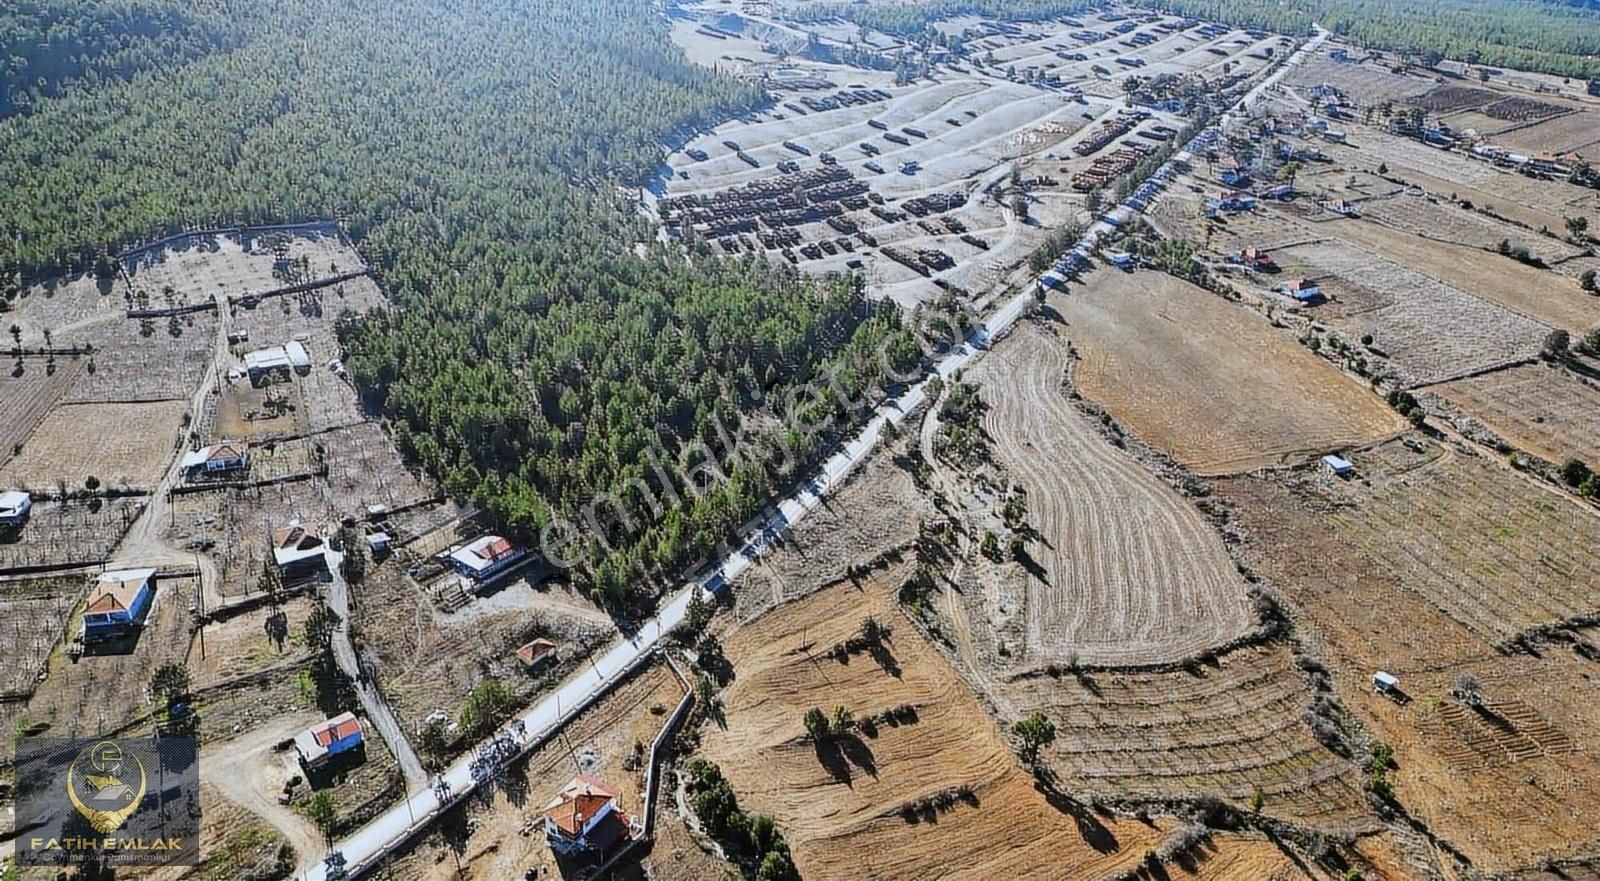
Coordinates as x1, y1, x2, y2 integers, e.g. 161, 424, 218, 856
1321, 454, 1355, 478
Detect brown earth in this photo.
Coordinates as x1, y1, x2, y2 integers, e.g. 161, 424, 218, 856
964, 318, 1252, 664
703, 564, 1168, 881
1, 400, 188, 489
1057, 272, 1405, 475
1430, 363, 1600, 467
1218, 456, 1600, 872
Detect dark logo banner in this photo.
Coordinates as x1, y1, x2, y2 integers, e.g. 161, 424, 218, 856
14, 736, 200, 866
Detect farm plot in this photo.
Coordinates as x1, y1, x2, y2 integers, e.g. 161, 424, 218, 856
703, 566, 1167, 881
1271, 240, 1550, 386
0, 400, 186, 489
1431, 364, 1600, 466
124, 228, 363, 305
1324, 442, 1600, 646
4, 272, 127, 347
0, 497, 144, 572
1316, 213, 1600, 335
1009, 642, 1372, 831
22, 575, 194, 747
1218, 471, 1600, 872
350, 558, 611, 737
319, 423, 441, 514
168, 477, 337, 600
1358, 193, 1587, 262
1282, 49, 1433, 105
63, 313, 218, 403
0, 358, 82, 471
0, 576, 80, 700
1491, 108, 1600, 161
208, 379, 307, 440
965, 320, 1253, 665
371, 659, 702, 881
1057, 272, 1404, 475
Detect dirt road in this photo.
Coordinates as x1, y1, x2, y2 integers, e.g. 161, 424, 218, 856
205, 708, 328, 871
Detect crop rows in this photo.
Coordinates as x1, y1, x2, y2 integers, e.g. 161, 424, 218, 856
1330, 454, 1600, 645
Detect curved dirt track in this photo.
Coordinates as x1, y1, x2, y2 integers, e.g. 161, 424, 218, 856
970, 320, 1252, 665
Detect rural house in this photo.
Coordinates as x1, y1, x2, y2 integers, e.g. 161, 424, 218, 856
294, 711, 365, 770
0, 490, 32, 529
82, 568, 157, 644
180, 443, 250, 477
544, 774, 633, 858
1278, 278, 1323, 303
448, 535, 527, 587
517, 637, 559, 673
272, 522, 329, 581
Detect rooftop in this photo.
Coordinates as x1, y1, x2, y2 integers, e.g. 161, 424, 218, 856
86, 568, 157, 615
544, 774, 626, 838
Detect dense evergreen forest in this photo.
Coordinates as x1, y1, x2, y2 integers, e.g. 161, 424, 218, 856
0, 0, 918, 608
1, 0, 234, 117
796, 0, 1600, 77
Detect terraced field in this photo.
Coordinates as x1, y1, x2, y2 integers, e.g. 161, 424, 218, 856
1326, 444, 1600, 645
1431, 364, 1600, 467
967, 320, 1252, 665
1011, 642, 1372, 831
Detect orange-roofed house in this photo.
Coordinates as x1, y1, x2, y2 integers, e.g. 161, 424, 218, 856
294, 711, 365, 770
82, 568, 157, 643
544, 774, 632, 858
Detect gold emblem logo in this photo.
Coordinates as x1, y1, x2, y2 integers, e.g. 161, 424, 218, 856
65, 741, 147, 833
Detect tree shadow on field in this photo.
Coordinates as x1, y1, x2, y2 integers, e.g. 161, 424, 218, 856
815, 733, 878, 786
1033, 773, 1119, 854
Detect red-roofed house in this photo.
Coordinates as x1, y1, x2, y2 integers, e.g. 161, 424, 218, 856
272, 522, 329, 581
544, 775, 632, 857
82, 568, 157, 643
294, 711, 365, 770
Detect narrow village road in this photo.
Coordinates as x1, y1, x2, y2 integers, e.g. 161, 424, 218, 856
323, 549, 428, 792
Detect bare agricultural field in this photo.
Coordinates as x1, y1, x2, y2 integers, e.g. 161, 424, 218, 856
1271, 239, 1550, 386
4, 272, 126, 347
704, 566, 1167, 881
1317, 213, 1600, 335
0, 575, 80, 700
1358, 193, 1587, 263
0, 358, 82, 470
1, 400, 186, 489
1057, 272, 1404, 475
319, 421, 439, 513
0, 496, 144, 572
1282, 47, 1434, 105
1012, 642, 1372, 832
123, 228, 363, 305
1431, 364, 1600, 466
1321, 441, 1600, 646
1489, 108, 1600, 160
63, 313, 218, 403
1218, 470, 1600, 872
966, 319, 1252, 665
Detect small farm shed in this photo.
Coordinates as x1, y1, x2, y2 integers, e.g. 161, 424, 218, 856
295, 711, 364, 770
1322, 454, 1355, 477
82, 568, 157, 643
1372, 670, 1399, 694
0, 490, 32, 528
517, 638, 559, 672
